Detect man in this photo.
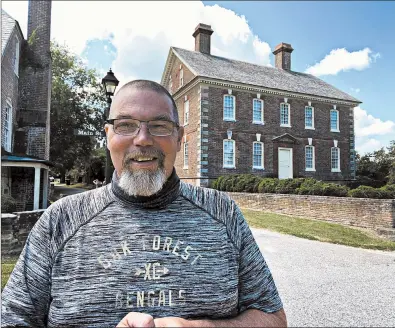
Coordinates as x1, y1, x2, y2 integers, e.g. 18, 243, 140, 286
2, 80, 287, 327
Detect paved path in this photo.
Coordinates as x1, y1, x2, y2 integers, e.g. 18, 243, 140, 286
53, 184, 88, 197
252, 228, 395, 327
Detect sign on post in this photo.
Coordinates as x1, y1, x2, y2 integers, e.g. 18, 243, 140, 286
74, 129, 103, 137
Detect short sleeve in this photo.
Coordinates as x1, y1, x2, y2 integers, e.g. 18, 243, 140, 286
235, 206, 284, 314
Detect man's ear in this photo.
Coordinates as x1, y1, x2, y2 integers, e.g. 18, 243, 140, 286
177, 126, 184, 152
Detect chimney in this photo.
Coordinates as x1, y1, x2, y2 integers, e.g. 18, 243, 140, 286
193, 23, 214, 55
273, 43, 294, 70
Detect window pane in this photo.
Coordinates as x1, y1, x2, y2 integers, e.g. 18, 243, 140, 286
331, 148, 339, 169
281, 103, 289, 125
331, 110, 338, 130
184, 142, 188, 167
305, 146, 313, 169
253, 99, 262, 122
305, 107, 313, 127
224, 96, 234, 120
253, 143, 263, 167
224, 140, 234, 166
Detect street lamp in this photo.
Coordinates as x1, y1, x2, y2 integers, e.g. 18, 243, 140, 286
102, 68, 119, 184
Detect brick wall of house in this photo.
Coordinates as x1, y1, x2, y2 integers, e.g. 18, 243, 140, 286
1, 26, 23, 152
167, 56, 196, 95
174, 84, 201, 185
10, 167, 35, 211
228, 192, 395, 232
205, 85, 354, 182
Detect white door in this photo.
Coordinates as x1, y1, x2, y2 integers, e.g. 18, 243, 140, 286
278, 148, 293, 179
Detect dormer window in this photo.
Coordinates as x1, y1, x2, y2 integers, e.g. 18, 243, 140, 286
179, 68, 184, 87
13, 37, 20, 76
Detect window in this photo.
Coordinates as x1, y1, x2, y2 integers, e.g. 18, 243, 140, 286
305, 106, 314, 129
280, 103, 290, 126
305, 146, 315, 171
253, 142, 264, 169
3, 100, 13, 152
169, 76, 172, 92
331, 147, 340, 172
223, 95, 235, 121
223, 140, 235, 168
184, 100, 189, 125
13, 37, 20, 76
330, 109, 339, 132
183, 142, 189, 168
253, 99, 264, 124
179, 68, 184, 87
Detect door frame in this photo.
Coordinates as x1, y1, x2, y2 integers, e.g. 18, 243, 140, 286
278, 147, 293, 179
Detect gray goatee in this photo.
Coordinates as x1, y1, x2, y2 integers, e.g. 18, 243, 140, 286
118, 150, 167, 197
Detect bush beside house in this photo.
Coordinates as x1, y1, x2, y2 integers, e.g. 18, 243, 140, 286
211, 175, 395, 199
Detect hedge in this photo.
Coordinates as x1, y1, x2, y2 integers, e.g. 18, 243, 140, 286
211, 174, 394, 199
1, 195, 17, 213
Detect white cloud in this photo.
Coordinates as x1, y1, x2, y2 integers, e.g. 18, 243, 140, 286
350, 87, 360, 94
305, 48, 380, 76
354, 106, 395, 154
2, 1, 272, 88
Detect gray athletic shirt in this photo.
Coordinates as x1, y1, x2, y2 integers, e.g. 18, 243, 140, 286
2, 177, 283, 327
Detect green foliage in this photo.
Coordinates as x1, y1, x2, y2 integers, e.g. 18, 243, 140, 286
348, 185, 395, 199
1, 195, 17, 213
275, 178, 305, 194
233, 174, 262, 193
258, 178, 279, 193
50, 41, 107, 180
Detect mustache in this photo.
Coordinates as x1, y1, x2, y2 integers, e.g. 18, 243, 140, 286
123, 149, 165, 165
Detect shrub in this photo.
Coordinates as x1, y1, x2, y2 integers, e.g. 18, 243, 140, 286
258, 178, 279, 193
234, 174, 263, 193
275, 178, 305, 194
1, 195, 17, 213
348, 186, 385, 199
320, 183, 349, 197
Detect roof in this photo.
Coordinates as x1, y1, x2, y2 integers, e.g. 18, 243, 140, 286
170, 47, 362, 104
1, 154, 53, 167
1, 10, 16, 54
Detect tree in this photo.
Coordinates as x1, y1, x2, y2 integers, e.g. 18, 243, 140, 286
50, 42, 106, 182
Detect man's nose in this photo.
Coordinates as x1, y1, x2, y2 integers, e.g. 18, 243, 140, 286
132, 123, 154, 147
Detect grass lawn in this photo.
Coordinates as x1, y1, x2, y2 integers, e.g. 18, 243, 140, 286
242, 209, 395, 251
1, 258, 18, 290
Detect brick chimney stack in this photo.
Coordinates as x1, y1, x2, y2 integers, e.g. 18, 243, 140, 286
273, 43, 294, 70
193, 23, 214, 55
16, 0, 52, 160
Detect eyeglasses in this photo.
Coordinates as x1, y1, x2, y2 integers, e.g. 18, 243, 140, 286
106, 118, 180, 137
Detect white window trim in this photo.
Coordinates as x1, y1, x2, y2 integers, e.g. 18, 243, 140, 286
183, 142, 189, 169
305, 145, 316, 171
223, 139, 236, 168
252, 98, 264, 124
169, 76, 172, 92
3, 99, 13, 152
253, 141, 264, 169
179, 68, 184, 87
330, 109, 340, 132
305, 106, 315, 130
184, 100, 189, 126
280, 102, 291, 127
14, 37, 20, 76
223, 94, 236, 122
331, 147, 341, 172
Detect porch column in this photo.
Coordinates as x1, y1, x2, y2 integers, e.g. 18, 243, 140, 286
42, 168, 48, 209
34, 167, 41, 210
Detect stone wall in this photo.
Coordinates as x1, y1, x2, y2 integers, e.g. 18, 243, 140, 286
1, 210, 44, 257
228, 192, 395, 232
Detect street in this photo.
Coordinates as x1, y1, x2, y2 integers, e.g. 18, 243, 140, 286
53, 184, 89, 198
253, 228, 395, 327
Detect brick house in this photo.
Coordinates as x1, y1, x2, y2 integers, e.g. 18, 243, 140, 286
1, 1, 52, 211
161, 23, 362, 187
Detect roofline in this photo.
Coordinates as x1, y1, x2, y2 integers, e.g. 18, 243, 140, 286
172, 76, 362, 107
161, 47, 199, 87
1, 10, 25, 57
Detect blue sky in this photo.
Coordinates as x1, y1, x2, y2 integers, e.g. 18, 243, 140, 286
3, 1, 394, 155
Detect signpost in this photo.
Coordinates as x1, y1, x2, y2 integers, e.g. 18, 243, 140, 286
73, 129, 103, 137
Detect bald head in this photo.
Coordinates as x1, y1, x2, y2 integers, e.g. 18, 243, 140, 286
110, 80, 179, 124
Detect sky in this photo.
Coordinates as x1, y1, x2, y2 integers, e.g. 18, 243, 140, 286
2, 1, 394, 155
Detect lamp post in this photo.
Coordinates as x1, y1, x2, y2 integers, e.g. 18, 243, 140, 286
102, 68, 119, 184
